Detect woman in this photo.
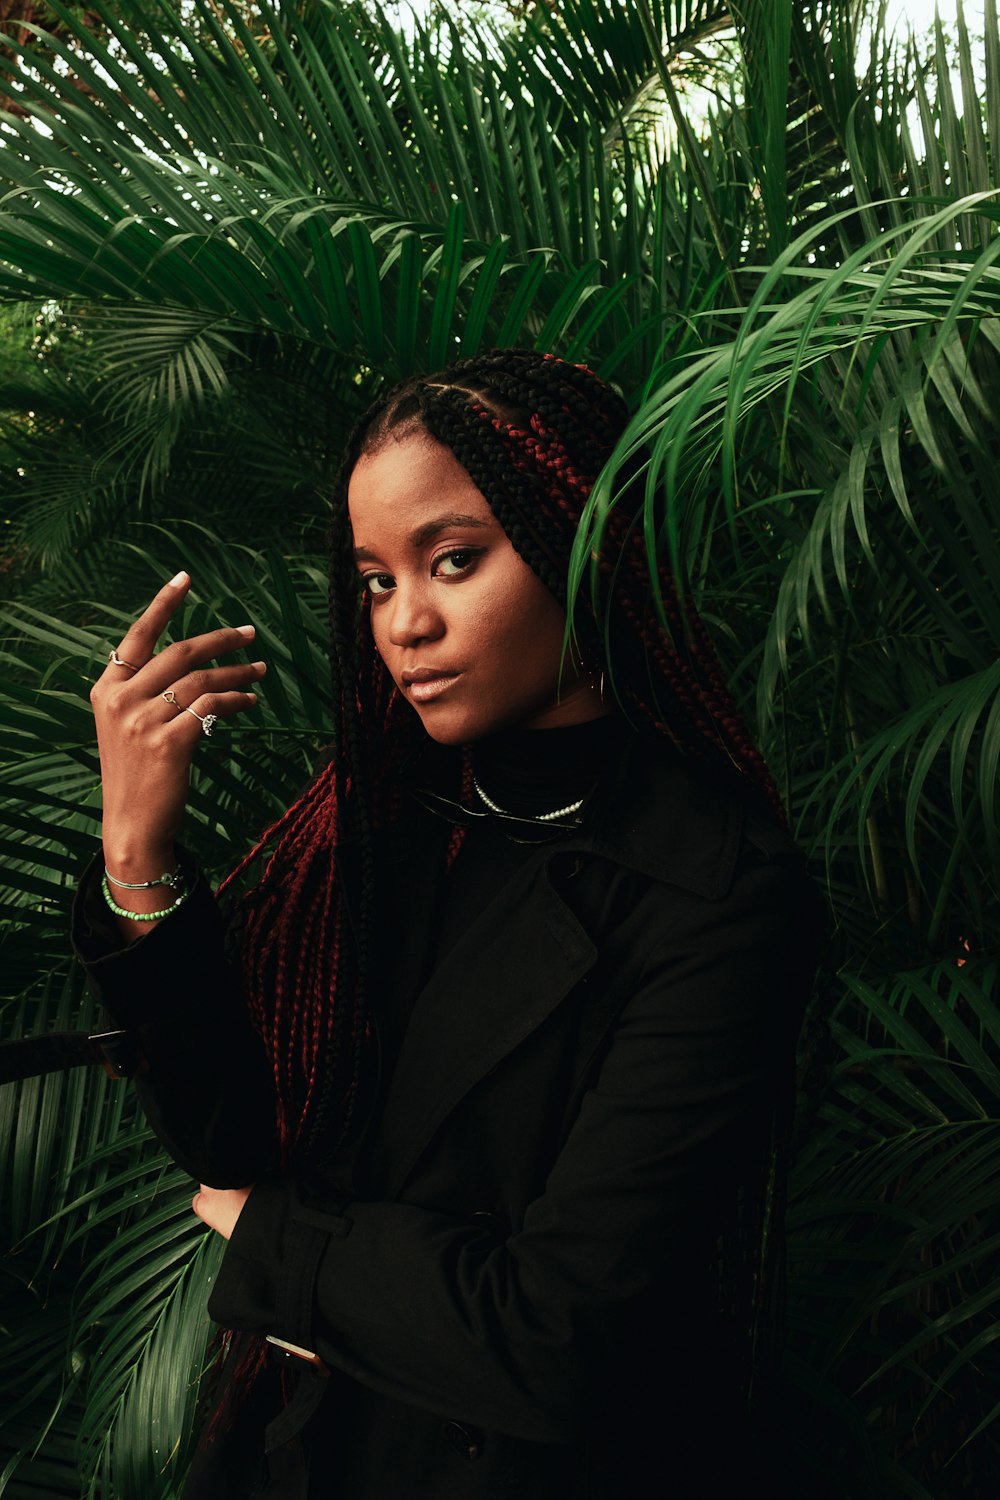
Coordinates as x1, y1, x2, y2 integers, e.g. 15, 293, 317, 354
75, 350, 824, 1498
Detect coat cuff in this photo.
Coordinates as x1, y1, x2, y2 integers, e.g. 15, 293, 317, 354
71, 847, 228, 1028
209, 1180, 352, 1341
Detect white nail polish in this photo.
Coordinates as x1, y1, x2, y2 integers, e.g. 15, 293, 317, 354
236, 624, 255, 638
168, 570, 189, 587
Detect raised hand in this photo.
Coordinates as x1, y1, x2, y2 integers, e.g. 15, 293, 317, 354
90, 570, 266, 934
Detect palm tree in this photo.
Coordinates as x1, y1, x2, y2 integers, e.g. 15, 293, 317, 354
0, 1, 997, 1494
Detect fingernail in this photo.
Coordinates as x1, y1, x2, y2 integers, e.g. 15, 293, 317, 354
251, 660, 267, 673
236, 624, 255, 638
168, 570, 189, 587
246, 692, 258, 704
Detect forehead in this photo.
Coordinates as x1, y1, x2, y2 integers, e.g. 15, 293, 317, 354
347, 431, 497, 542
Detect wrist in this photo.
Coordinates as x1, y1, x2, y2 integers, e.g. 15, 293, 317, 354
102, 843, 177, 882
105, 865, 182, 893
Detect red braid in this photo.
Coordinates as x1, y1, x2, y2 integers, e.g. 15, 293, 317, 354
447, 747, 474, 868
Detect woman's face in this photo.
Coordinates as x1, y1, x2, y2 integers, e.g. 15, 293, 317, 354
347, 429, 605, 744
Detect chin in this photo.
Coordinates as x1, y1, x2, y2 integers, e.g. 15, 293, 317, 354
416, 715, 497, 746
404, 700, 471, 745
419, 721, 471, 747
410, 701, 520, 746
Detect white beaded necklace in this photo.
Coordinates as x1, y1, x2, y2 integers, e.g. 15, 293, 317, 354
472, 774, 585, 824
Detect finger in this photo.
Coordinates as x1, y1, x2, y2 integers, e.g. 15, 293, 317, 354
157, 661, 266, 708
132, 623, 258, 696
162, 689, 260, 733
102, 570, 191, 683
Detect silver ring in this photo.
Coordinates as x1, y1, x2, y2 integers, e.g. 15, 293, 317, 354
183, 707, 217, 737
109, 649, 140, 671
162, 690, 182, 710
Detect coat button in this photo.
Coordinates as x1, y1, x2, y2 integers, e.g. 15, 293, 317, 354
441, 1420, 482, 1460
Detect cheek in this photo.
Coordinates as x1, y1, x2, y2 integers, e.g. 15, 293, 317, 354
367, 605, 391, 663
474, 572, 568, 672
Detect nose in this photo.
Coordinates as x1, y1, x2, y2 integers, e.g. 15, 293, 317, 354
386, 580, 445, 648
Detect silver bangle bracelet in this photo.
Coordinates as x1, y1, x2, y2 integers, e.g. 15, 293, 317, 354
104, 865, 183, 891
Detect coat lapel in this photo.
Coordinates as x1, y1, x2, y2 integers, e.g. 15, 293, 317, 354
373, 853, 597, 1198
363, 732, 753, 1199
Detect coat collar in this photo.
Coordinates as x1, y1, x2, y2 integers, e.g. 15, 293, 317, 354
572, 733, 746, 900
403, 727, 747, 900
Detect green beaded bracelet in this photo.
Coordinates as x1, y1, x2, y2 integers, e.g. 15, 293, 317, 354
101, 874, 190, 922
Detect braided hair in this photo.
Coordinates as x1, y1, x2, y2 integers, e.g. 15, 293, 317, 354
221, 349, 783, 1170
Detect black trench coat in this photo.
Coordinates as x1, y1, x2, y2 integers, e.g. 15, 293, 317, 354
73, 734, 824, 1499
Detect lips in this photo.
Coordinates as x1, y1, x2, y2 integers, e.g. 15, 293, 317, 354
401, 668, 460, 703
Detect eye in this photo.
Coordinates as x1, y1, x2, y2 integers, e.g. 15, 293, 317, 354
432, 548, 484, 579
361, 571, 395, 598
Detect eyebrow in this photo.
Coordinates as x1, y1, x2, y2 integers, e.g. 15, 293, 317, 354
353, 513, 491, 563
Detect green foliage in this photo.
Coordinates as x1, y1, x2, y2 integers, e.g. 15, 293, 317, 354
0, 0, 998, 1495
0, 533, 330, 1498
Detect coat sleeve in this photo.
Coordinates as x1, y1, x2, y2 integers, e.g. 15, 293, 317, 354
71, 851, 279, 1186
206, 851, 823, 1444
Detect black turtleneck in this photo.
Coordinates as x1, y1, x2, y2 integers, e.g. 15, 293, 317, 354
470, 713, 628, 818
433, 713, 630, 970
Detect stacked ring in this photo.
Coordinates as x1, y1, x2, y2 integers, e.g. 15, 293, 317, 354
162, 690, 216, 736
184, 706, 218, 737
